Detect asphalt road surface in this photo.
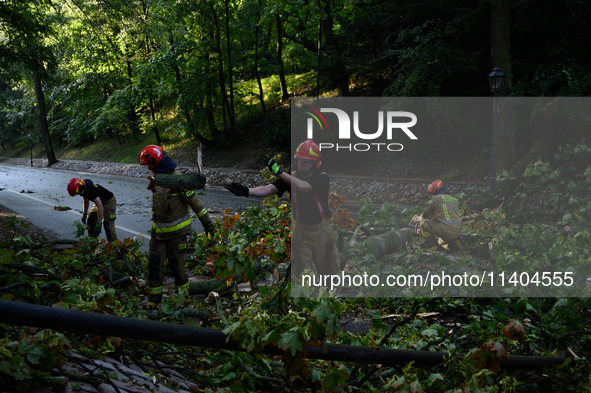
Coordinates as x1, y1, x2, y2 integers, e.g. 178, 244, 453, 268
0, 163, 263, 252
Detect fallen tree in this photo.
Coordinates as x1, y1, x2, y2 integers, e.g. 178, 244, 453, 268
0, 300, 569, 371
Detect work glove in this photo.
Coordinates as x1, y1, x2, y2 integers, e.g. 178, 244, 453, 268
224, 182, 249, 197
81, 213, 87, 225
261, 154, 283, 176
95, 221, 102, 234
204, 224, 215, 237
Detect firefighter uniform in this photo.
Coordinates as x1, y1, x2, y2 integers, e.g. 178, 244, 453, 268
78, 179, 118, 242
147, 169, 213, 304
419, 193, 462, 249
287, 171, 339, 277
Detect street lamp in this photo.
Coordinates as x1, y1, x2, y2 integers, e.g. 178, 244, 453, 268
488, 62, 506, 191
28, 134, 33, 167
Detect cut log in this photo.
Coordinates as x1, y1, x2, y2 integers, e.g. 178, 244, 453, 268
363, 228, 414, 258
146, 308, 210, 321
149, 172, 207, 193
341, 227, 415, 262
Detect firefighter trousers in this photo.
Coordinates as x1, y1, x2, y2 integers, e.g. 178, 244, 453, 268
292, 218, 339, 277
420, 219, 462, 248
146, 235, 189, 304
87, 196, 118, 242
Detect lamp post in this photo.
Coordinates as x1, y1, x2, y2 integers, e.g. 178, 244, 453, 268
488, 62, 506, 191
28, 134, 33, 167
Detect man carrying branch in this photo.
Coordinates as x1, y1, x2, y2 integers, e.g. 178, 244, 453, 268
138, 145, 214, 310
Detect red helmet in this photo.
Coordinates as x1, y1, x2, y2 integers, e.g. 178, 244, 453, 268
427, 179, 444, 194
139, 145, 166, 169
294, 140, 321, 168
67, 178, 85, 196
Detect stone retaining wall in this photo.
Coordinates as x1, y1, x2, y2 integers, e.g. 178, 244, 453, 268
1, 157, 585, 214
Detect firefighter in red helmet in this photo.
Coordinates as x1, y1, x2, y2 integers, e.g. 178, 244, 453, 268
225, 140, 339, 277
138, 145, 214, 310
414, 179, 463, 251
67, 178, 118, 242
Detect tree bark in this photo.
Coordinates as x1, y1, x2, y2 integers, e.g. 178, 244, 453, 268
471, 106, 558, 211
32, 71, 57, 166
224, 0, 236, 129
319, 0, 349, 96
209, 2, 232, 133
490, 0, 514, 171
254, 0, 266, 113
275, 13, 290, 101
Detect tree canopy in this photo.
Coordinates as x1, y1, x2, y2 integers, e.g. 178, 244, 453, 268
0, 0, 590, 156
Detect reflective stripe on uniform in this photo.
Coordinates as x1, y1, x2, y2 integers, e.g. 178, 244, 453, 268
442, 203, 451, 221
148, 286, 163, 295
177, 283, 189, 290
153, 214, 191, 233
197, 208, 208, 218
440, 195, 458, 221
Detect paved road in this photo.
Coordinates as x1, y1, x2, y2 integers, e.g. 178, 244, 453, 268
0, 164, 263, 252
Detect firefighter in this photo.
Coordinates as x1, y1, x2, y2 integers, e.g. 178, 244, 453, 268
138, 145, 214, 310
67, 178, 118, 242
233, 140, 338, 276
415, 179, 463, 251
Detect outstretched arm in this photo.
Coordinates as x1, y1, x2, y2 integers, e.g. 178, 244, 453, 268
278, 172, 313, 192
249, 183, 279, 197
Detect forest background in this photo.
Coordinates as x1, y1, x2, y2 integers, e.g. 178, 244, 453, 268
2, 0, 591, 392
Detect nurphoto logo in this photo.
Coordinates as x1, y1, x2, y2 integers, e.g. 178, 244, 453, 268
305, 107, 418, 152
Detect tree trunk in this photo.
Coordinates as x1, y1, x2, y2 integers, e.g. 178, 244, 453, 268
126, 59, 141, 143
209, 2, 231, 132
254, 0, 266, 113
149, 98, 162, 145
319, 0, 349, 96
490, 0, 514, 171
32, 71, 57, 166
342, 228, 415, 261
224, 0, 236, 132
275, 13, 290, 101
471, 111, 558, 211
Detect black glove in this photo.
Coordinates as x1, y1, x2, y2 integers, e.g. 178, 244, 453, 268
95, 221, 102, 234
81, 213, 87, 225
261, 154, 283, 175
224, 182, 249, 197
204, 224, 215, 237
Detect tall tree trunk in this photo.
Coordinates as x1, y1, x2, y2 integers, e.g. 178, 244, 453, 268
490, 0, 514, 172
275, 13, 290, 101
319, 0, 349, 96
126, 59, 141, 143
224, 0, 236, 133
168, 34, 211, 147
210, 1, 230, 132
102, 86, 113, 139
204, 40, 218, 132
32, 71, 57, 166
254, 0, 266, 113
471, 100, 558, 211
149, 98, 162, 145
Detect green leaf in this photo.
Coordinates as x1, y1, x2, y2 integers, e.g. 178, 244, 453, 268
421, 328, 438, 337
279, 329, 304, 356
312, 302, 331, 323
26, 346, 45, 365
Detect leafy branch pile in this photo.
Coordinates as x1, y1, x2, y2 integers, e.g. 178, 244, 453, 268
2, 143, 591, 391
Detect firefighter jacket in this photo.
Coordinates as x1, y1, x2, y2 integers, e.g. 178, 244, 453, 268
421, 194, 462, 236
151, 169, 212, 240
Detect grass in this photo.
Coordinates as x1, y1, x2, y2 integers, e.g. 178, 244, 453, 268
1, 70, 333, 164
2, 132, 199, 164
